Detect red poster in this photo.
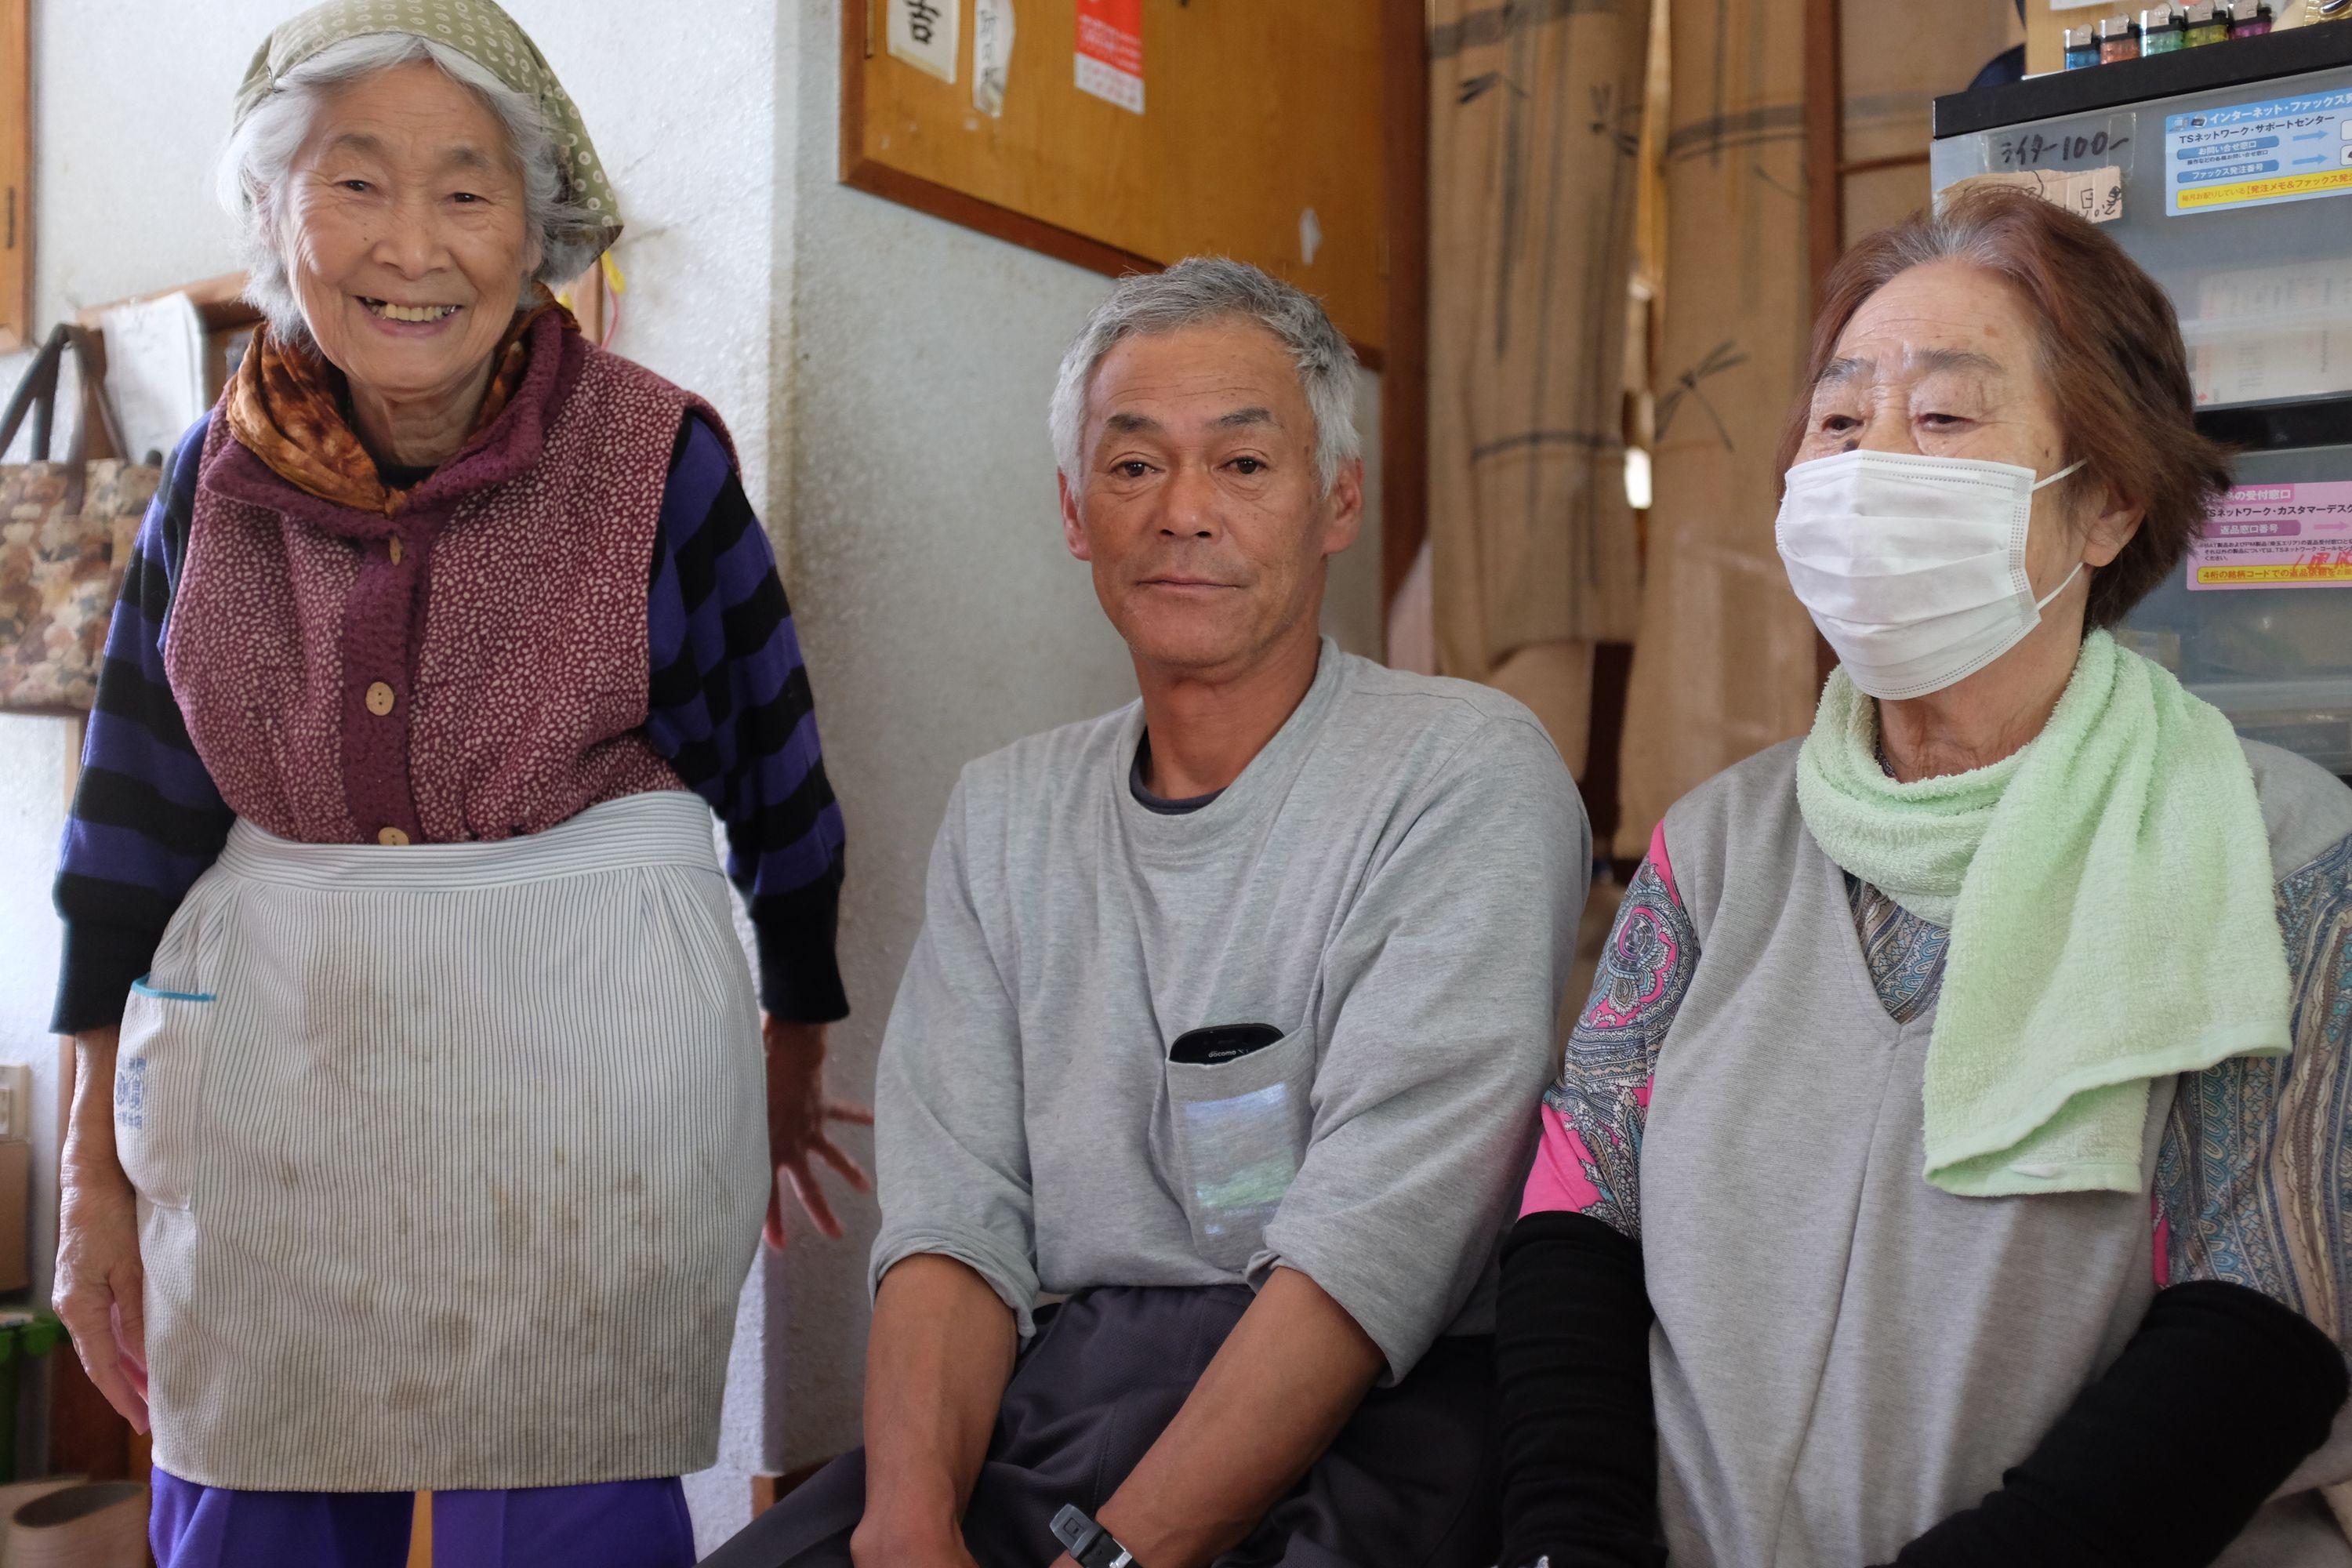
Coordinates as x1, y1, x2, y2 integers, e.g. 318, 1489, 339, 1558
1075, 0, 1144, 114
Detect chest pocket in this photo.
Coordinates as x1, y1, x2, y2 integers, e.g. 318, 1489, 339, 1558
1157, 1025, 1317, 1272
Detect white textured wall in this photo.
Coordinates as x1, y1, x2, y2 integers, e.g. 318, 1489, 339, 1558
0, 0, 1383, 1541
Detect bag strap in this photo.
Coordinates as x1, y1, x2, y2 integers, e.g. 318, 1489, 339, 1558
63, 327, 133, 477
56, 329, 100, 518
0, 325, 70, 463
1, 325, 141, 516
64, 328, 129, 458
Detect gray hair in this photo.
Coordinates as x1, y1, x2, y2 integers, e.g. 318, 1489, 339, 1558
1050, 257, 1361, 493
216, 32, 601, 345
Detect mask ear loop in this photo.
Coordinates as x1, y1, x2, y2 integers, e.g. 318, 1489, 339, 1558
2028, 459, 2089, 609
2034, 561, 2085, 611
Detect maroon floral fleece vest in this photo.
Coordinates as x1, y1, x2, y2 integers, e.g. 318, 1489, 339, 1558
169, 315, 720, 846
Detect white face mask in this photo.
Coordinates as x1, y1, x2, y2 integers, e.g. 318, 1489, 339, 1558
1776, 448, 2086, 701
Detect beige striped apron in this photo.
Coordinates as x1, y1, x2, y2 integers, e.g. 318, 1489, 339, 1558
115, 790, 769, 1491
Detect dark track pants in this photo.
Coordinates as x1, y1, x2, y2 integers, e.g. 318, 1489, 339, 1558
703, 1283, 1501, 1568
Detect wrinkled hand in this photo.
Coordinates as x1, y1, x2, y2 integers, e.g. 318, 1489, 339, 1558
53, 1151, 150, 1433
764, 1017, 874, 1247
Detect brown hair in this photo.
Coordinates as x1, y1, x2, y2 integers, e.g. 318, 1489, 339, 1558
1777, 185, 2231, 630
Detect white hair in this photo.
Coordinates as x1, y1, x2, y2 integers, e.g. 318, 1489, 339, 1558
216, 32, 602, 345
1050, 257, 1361, 494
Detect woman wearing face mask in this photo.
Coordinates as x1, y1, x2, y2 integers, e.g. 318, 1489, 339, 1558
45, 5, 867, 1565
1494, 186, 2352, 1568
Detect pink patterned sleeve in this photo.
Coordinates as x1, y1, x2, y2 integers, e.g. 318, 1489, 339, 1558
1519, 820, 1698, 1240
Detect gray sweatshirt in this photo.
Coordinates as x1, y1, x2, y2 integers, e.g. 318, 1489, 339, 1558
870, 643, 1588, 1379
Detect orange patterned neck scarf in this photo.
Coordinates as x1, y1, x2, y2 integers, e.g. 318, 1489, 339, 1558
224, 297, 572, 517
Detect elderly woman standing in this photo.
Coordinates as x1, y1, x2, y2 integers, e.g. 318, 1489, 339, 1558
47, 5, 867, 1564
1497, 187, 2352, 1568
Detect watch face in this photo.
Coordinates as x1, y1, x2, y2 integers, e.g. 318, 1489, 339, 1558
1050, 1504, 1125, 1568
1049, 1504, 1090, 1553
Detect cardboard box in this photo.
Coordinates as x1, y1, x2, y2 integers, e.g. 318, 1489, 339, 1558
0, 1140, 30, 1293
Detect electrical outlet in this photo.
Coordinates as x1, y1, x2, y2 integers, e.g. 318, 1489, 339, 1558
0, 1064, 32, 1140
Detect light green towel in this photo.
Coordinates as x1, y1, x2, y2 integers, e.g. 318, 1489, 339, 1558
1795, 630, 2291, 1197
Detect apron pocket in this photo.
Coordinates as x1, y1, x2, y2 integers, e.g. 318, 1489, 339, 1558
1162, 1028, 1316, 1272
640, 867, 736, 1018
115, 976, 215, 1211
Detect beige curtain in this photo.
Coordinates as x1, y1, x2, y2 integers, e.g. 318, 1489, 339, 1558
1841, 7, 2024, 241
1609, 0, 2029, 857
1610, 0, 1817, 855
1425, 0, 1651, 777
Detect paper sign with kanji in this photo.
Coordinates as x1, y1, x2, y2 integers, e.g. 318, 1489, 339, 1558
1076, 0, 1143, 114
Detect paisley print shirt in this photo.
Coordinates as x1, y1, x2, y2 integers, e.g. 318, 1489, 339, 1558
1520, 815, 2352, 1338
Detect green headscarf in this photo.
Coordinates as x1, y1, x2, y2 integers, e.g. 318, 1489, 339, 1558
235, 0, 620, 261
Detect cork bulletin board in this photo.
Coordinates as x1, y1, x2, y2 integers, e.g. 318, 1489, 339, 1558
842, 0, 1390, 357
1, 0, 28, 354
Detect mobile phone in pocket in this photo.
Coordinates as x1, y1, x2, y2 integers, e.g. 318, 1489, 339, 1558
1167, 1022, 1285, 1066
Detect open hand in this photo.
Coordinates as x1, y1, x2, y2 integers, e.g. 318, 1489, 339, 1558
764, 1017, 875, 1246
53, 1151, 149, 1432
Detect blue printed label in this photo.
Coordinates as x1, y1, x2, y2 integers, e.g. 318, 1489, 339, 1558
114, 1057, 147, 1132
2165, 88, 2352, 216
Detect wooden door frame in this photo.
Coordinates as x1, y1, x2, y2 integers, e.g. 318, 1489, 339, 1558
0, 0, 29, 354
1805, 0, 1842, 687
1379, 0, 1430, 619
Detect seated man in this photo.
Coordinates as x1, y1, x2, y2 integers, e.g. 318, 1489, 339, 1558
710, 258, 1587, 1568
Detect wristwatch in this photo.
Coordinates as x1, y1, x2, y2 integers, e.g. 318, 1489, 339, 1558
1050, 1504, 1138, 1568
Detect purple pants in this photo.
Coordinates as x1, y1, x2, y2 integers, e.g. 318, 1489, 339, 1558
150, 1468, 696, 1568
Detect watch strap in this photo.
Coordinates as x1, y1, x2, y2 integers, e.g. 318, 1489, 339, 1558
1050, 1503, 1137, 1568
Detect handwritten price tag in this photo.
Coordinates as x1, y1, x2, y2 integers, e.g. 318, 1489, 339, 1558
1948, 166, 2124, 225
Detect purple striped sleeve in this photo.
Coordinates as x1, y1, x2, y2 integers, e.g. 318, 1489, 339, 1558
51, 416, 236, 1033
644, 415, 848, 1023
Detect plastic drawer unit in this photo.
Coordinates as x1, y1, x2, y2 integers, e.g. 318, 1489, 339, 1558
1931, 29, 2352, 413
2115, 441, 2352, 775
1935, 33, 2352, 779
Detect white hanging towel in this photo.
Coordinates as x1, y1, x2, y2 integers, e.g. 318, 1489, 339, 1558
117, 789, 770, 1491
